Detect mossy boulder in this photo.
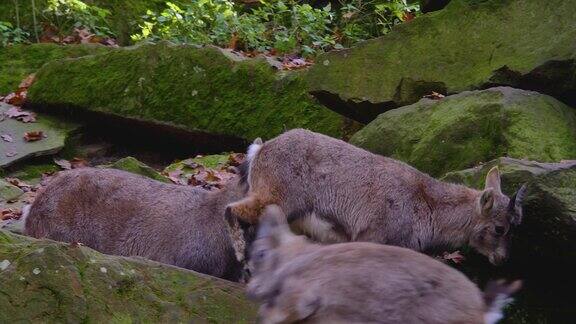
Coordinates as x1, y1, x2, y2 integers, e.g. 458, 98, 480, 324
306, 0, 576, 122
443, 157, 576, 261
0, 230, 257, 322
350, 87, 576, 177
5, 163, 60, 185
0, 43, 111, 95
0, 103, 81, 168
27, 42, 345, 141
0, 179, 23, 203
102, 156, 168, 183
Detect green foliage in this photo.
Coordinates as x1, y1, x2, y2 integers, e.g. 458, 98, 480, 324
0, 21, 30, 46
337, 0, 419, 45
132, 0, 419, 56
42, 0, 114, 38
132, 1, 236, 45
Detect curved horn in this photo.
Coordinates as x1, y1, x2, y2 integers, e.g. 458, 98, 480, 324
508, 184, 527, 225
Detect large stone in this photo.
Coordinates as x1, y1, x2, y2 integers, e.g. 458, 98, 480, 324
0, 103, 80, 168
443, 157, 576, 261
27, 42, 345, 142
350, 87, 576, 177
0, 230, 257, 322
0, 179, 23, 203
306, 0, 576, 122
0, 43, 111, 95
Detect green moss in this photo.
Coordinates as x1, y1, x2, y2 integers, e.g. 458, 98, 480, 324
350, 88, 576, 176
101, 157, 169, 182
0, 179, 23, 202
306, 0, 576, 121
0, 43, 111, 95
6, 163, 59, 184
165, 154, 230, 173
28, 42, 344, 140
0, 230, 257, 322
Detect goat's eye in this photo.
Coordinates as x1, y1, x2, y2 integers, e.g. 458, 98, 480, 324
254, 250, 266, 262
495, 226, 506, 236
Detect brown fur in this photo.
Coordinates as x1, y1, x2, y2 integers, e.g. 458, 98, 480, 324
247, 205, 521, 324
25, 168, 248, 281
228, 129, 526, 265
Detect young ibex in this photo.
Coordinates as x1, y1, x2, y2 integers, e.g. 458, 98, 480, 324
227, 129, 526, 265
24, 167, 254, 282
248, 205, 522, 324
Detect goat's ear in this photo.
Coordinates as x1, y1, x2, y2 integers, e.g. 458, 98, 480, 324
479, 188, 495, 216
508, 184, 527, 225
485, 166, 502, 193
257, 205, 292, 246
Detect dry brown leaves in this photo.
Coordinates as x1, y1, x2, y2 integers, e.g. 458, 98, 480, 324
3, 106, 37, 123
40, 25, 118, 47
0, 208, 22, 221
282, 56, 313, 70
423, 91, 446, 100
164, 153, 246, 191
23, 131, 45, 142
6, 177, 32, 192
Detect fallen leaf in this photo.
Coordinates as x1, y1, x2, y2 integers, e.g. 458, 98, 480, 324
24, 131, 44, 142
402, 11, 416, 22
18, 74, 36, 89
5, 151, 17, 157
228, 33, 239, 50
6, 177, 32, 191
228, 153, 246, 166
423, 91, 445, 100
4, 106, 36, 123
442, 250, 465, 264
0, 208, 22, 221
3, 89, 27, 106
166, 170, 187, 185
1, 134, 13, 142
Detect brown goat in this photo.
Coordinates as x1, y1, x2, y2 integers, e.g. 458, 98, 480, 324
248, 205, 522, 324
24, 167, 253, 282
227, 129, 526, 265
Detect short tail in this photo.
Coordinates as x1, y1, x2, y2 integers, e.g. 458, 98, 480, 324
18, 204, 32, 235
483, 280, 522, 324
247, 137, 263, 163
21, 204, 31, 225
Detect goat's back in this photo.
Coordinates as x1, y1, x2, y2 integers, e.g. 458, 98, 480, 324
274, 242, 485, 323
25, 168, 243, 280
